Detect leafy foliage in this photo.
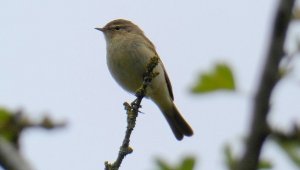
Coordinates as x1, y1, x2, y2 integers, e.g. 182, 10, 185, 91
191, 63, 236, 94
277, 140, 300, 166
257, 160, 273, 169
0, 108, 19, 143
156, 156, 196, 170
272, 127, 300, 167
224, 144, 237, 170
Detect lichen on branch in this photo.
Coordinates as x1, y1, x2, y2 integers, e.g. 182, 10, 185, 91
105, 56, 159, 170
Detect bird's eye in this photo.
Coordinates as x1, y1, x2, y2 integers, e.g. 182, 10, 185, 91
115, 26, 121, 30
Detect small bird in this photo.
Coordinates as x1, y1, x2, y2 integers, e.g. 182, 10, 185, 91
96, 19, 193, 140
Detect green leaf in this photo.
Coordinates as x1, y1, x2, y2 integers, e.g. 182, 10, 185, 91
178, 157, 195, 170
156, 156, 196, 170
275, 139, 300, 167
0, 108, 11, 122
224, 144, 237, 170
258, 159, 273, 169
0, 107, 16, 142
156, 159, 172, 170
191, 63, 236, 94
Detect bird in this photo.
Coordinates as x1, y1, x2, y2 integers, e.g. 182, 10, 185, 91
95, 19, 193, 140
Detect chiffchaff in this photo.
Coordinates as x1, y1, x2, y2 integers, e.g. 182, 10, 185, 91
95, 19, 193, 140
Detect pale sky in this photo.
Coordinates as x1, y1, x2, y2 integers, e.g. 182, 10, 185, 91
1, 0, 300, 170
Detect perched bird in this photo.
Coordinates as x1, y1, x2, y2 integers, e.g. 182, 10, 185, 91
96, 19, 193, 140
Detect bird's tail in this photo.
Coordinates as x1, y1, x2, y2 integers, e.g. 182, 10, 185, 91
162, 104, 193, 140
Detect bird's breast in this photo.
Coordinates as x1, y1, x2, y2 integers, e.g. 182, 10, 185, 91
106, 38, 148, 93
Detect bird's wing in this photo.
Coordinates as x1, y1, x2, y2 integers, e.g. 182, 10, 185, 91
142, 34, 174, 100
160, 58, 174, 100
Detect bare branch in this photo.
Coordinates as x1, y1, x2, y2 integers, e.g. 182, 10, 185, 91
236, 1, 296, 170
104, 56, 159, 170
0, 109, 66, 148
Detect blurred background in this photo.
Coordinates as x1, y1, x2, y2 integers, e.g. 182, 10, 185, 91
1, 0, 300, 170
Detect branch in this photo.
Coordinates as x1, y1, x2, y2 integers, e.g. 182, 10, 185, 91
271, 123, 300, 142
0, 108, 67, 169
0, 109, 66, 148
105, 56, 159, 170
236, 1, 296, 170
0, 137, 34, 170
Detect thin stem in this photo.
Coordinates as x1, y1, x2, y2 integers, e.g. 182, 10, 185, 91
105, 56, 159, 170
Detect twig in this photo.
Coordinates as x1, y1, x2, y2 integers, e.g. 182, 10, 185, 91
0, 137, 34, 170
0, 109, 66, 148
104, 56, 159, 170
0, 108, 67, 169
271, 123, 300, 142
236, 1, 296, 170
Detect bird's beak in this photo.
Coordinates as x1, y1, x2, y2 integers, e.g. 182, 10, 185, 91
95, 27, 104, 32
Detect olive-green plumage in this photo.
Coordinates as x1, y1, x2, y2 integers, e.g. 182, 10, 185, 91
96, 19, 193, 140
